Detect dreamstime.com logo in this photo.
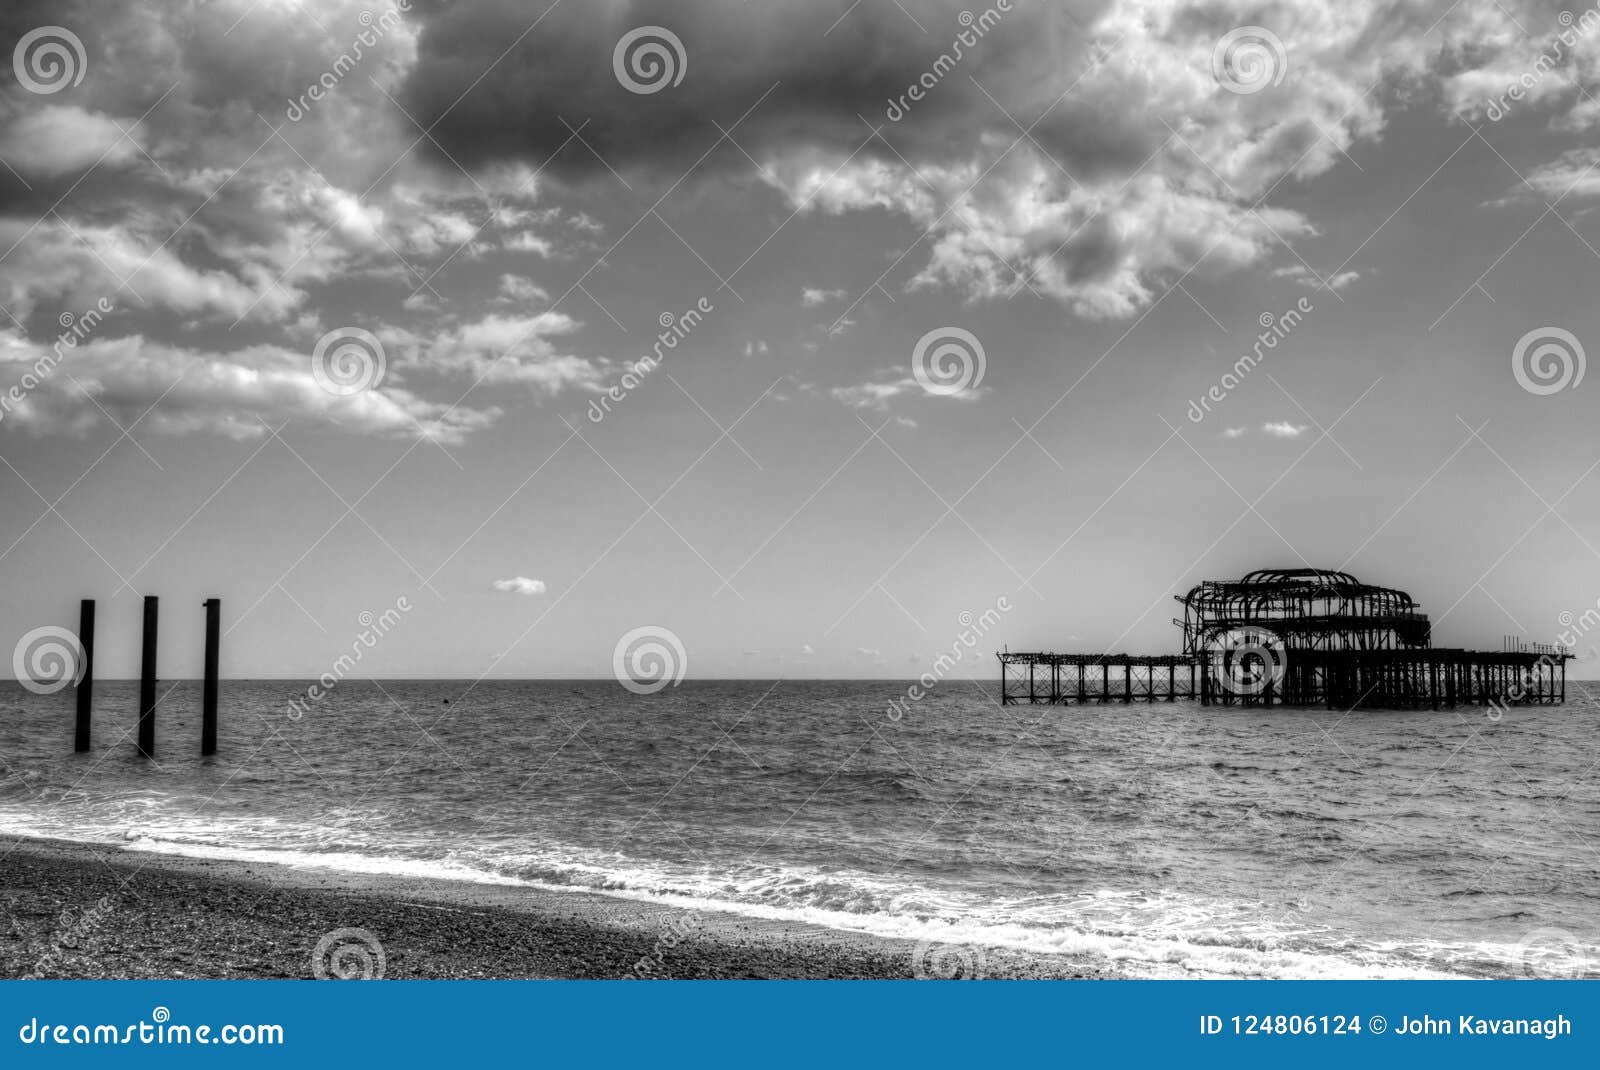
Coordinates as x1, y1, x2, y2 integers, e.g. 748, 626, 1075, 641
612, 625, 688, 695
613, 26, 686, 94
587, 297, 714, 424
284, 596, 413, 720
18, 1007, 284, 1047
1512, 326, 1585, 395
285, 1, 412, 122
911, 941, 988, 979
311, 927, 386, 979
0, 297, 116, 425
1187, 297, 1312, 424
13, 26, 86, 95
1207, 627, 1287, 697
11, 626, 85, 696
1211, 26, 1287, 95
312, 326, 387, 395
884, 2, 1013, 122
912, 327, 985, 396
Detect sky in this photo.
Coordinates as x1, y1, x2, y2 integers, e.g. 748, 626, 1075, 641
3, 0, 1600, 681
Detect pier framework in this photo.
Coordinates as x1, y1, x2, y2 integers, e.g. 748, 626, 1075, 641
1000, 569, 1571, 709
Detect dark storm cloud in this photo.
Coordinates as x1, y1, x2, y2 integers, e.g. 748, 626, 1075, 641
400, 0, 1116, 182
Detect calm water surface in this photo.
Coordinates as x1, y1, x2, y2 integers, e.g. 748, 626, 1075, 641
2, 679, 1596, 978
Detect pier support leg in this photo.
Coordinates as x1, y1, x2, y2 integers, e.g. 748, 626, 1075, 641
74, 599, 94, 753
202, 598, 220, 756
138, 595, 157, 759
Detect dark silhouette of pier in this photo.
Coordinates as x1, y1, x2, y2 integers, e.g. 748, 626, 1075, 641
1000, 569, 1571, 709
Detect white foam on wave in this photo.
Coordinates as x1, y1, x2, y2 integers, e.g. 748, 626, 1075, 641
0, 807, 1478, 980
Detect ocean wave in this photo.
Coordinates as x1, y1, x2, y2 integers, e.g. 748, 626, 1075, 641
0, 810, 1485, 980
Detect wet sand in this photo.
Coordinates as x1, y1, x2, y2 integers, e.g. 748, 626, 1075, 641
0, 836, 1109, 980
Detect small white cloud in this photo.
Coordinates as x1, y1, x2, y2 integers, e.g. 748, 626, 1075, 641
497, 273, 549, 303
1272, 264, 1359, 292
491, 576, 547, 596
1222, 426, 1247, 439
1260, 421, 1308, 438
801, 643, 815, 656
743, 339, 770, 357
855, 646, 881, 658
802, 286, 846, 306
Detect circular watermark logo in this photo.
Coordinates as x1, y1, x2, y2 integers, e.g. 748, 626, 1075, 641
912, 327, 986, 396
311, 927, 386, 979
1211, 27, 1287, 95
1207, 627, 1287, 697
12, 626, 85, 695
1512, 927, 1591, 978
1512, 326, 1585, 395
311, 327, 386, 396
613, 26, 686, 95
612, 625, 688, 695
911, 940, 987, 979
13, 26, 86, 95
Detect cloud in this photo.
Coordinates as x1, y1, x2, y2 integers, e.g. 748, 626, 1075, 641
800, 643, 815, 656
491, 576, 548, 596
382, 312, 607, 393
1272, 264, 1360, 291
0, 106, 141, 177
855, 647, 881, 658
1261, 421, 1309, 438
1222, 426, 1247, 439
497, 274, 550, 304
829, 365, 982, 412
0, 329, 496, 443
802, 287, 846, 306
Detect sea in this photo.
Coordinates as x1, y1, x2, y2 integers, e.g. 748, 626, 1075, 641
2, 678, 1596, 979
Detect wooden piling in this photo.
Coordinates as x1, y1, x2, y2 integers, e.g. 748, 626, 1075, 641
202, 598, 220, 756
138, 595, 157, 759
73, 599, 94, 753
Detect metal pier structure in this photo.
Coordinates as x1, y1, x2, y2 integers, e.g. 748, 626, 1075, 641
1000, 568, 1572, 709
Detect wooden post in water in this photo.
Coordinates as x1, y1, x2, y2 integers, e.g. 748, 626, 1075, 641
138, 595, 157, 759
74, 599, 94, 753
201, 598, 220, 756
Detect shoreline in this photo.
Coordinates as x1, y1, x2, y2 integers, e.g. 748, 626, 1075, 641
0, 836, 1110, 980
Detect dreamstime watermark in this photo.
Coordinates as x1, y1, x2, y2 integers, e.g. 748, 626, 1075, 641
1187, 297, 1312, 424
1484, 606, 1589, 721
285, 2, 413, 122
23, 895, 114, 979
884, 2, 1014, 122
1512, 926, 1594, 978
311, 326, 386, 395
886, 597, 1012, 721
911, 326, 986, 396
1482, 8, 1600, 122
1211, 26, 1287, 95
625, 911, 704, 979
1207, 627, 1287, 697
1512, 326, 1584, 395
0, 298, 115, 425
612, 625, 688, 695
311, 927, 386, 979
18, 1008, 284, 1047
613, 26, 686, 94
911, 940, 988, 979
12, 26, 86, 95
587, 297, 714, 423
11, 625, 86, 696
284, 596, 413, 720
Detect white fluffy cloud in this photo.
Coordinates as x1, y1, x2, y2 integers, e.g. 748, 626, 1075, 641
0, 106, 142, 177
0, 329, 495, 443
491, 576, 547, 596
